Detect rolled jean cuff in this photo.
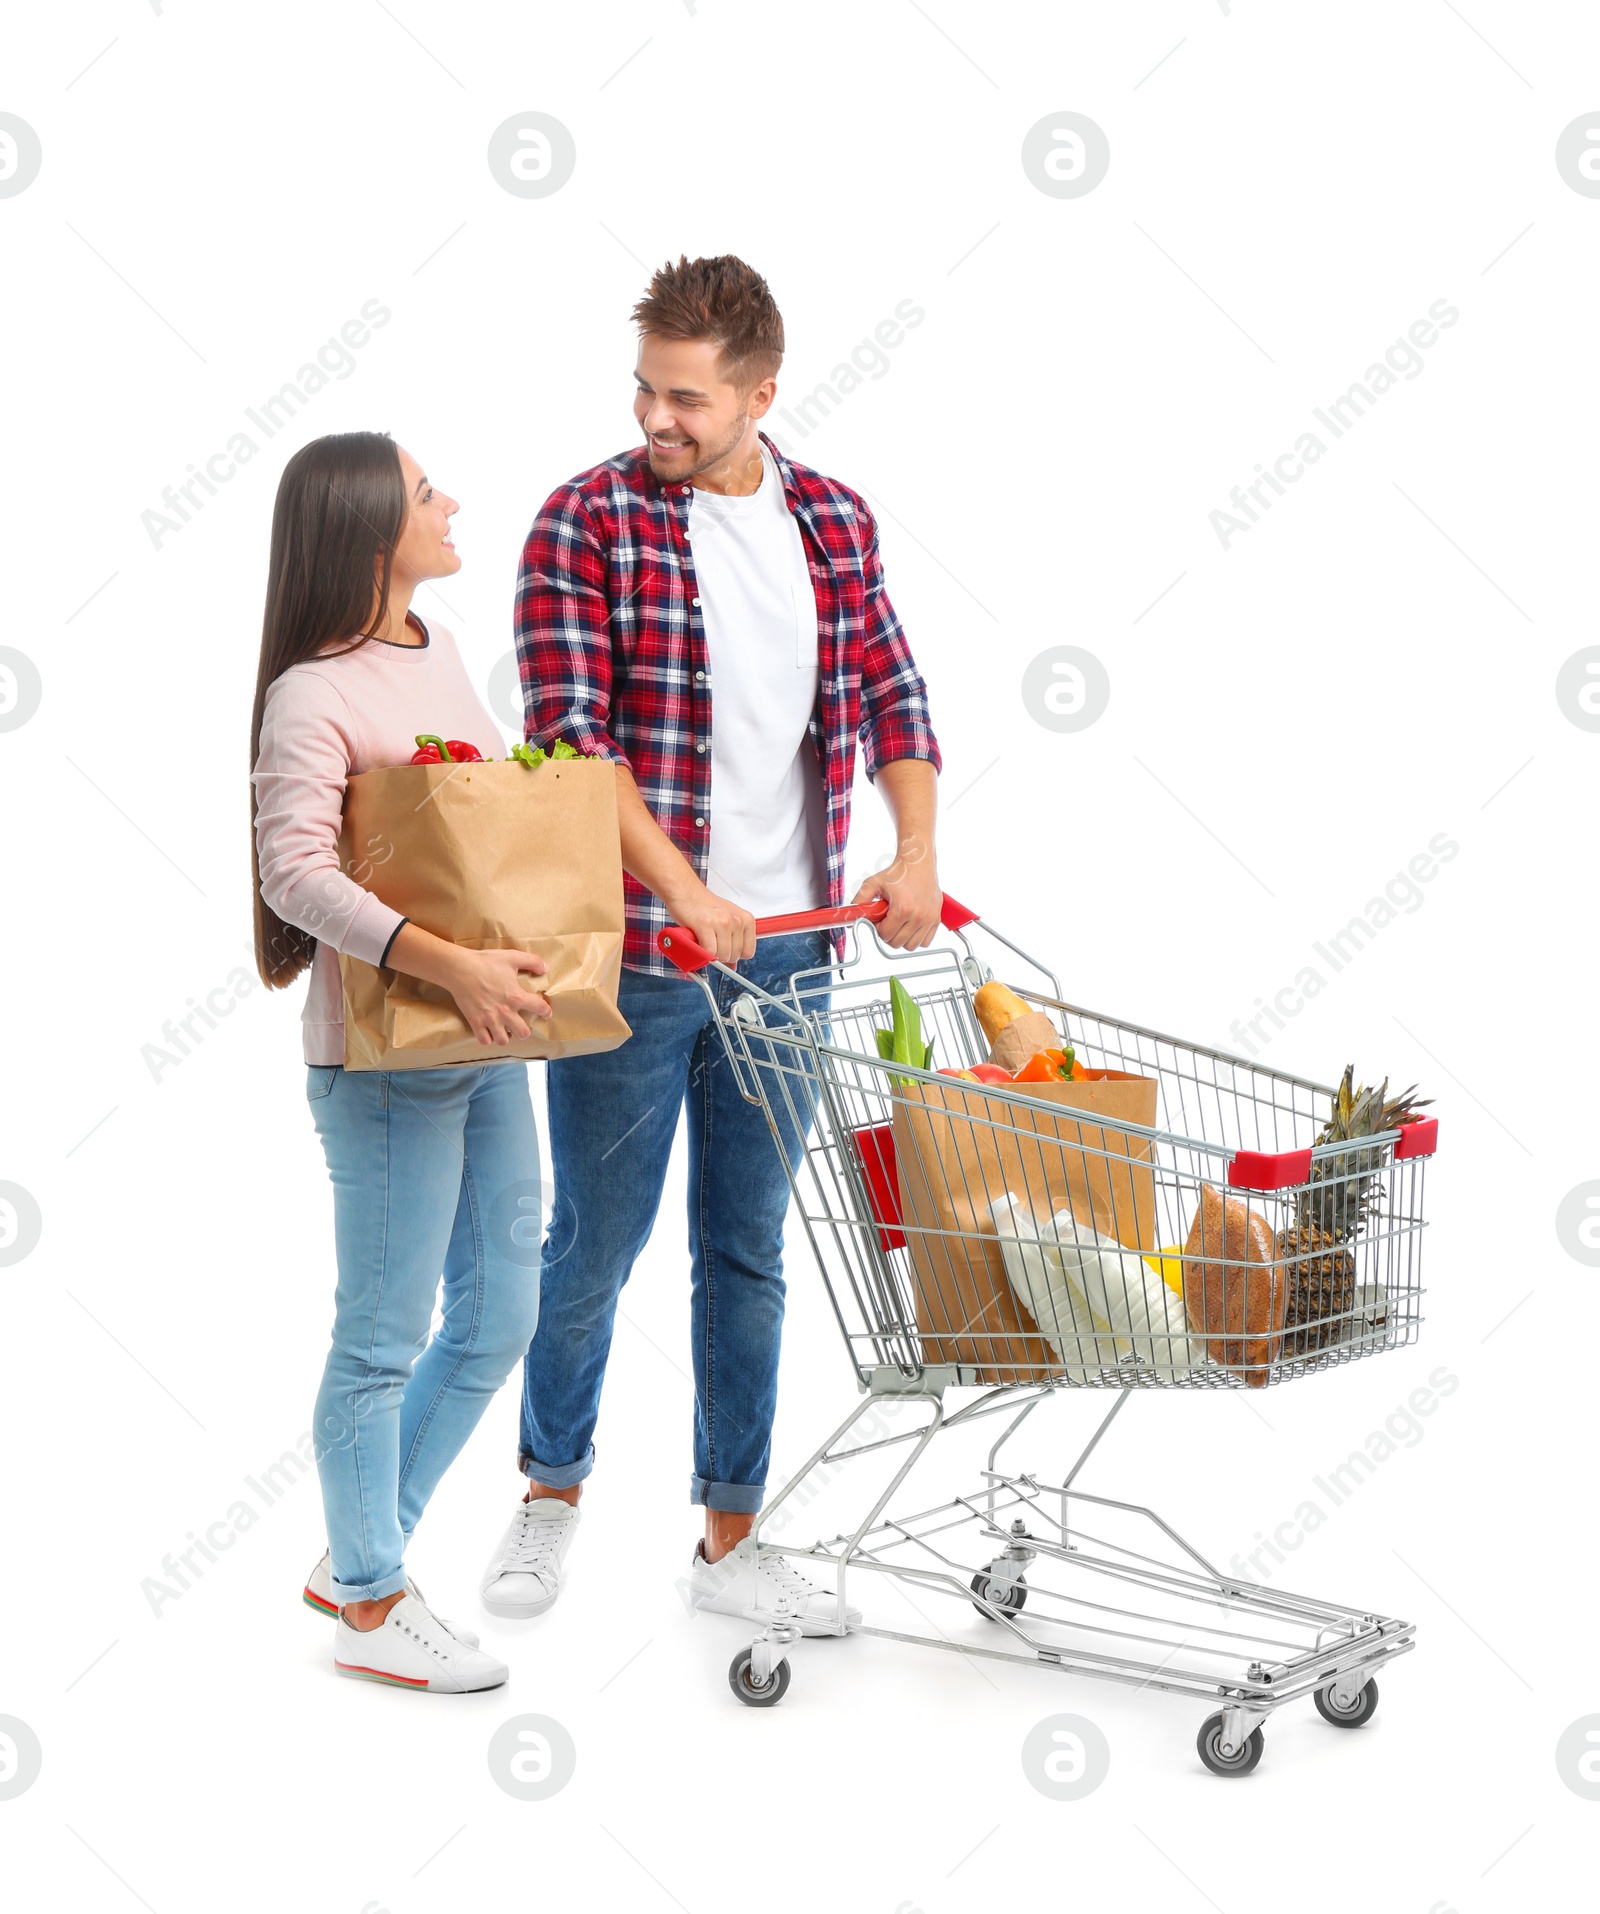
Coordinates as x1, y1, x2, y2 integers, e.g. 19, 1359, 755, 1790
520, 1445, 593, 1490
331, 1567, 408, 1603
690, 1475, 765, 1514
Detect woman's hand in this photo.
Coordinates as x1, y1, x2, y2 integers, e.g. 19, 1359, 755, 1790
387, 925, 552, 1045
442, 948, 552, 1046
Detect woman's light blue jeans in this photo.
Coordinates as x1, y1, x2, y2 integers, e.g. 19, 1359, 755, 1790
307, 1061, 542, 1602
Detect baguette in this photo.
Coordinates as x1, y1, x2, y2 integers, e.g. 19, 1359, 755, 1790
973, 981, 1032, 1044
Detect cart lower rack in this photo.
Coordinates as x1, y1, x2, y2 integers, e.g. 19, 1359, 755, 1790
658, 895, 1433, 1773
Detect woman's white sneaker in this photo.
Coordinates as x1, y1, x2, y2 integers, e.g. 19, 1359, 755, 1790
687, 1539, 861, 1636
303, 1551, 479, 1647
334, 1594, 507, 1693
480, 1499, 581, 1618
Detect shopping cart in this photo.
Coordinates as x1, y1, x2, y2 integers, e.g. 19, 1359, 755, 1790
658, 895, 1433, 1774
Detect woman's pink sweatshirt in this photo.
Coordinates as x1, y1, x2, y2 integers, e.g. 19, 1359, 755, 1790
252, 619, 504, 1064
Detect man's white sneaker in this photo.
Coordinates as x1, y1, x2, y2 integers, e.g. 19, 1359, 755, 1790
686, 1539, 861, 1636
480, 1499, 581, 1619
302, 1551, 480, 1647
334, 1594, 507, 1693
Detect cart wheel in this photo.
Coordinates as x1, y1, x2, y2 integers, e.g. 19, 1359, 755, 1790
728, 1648, 791, 1708
1314, 1676, 1378, 1728
970, 1570, 1028, 1618
1196, 1713, 1265, 1776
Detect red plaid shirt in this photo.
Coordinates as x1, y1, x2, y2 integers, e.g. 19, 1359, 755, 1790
513, 431, 941, 972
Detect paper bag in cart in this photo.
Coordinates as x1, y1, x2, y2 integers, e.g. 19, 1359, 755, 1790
892, 1071, 1159, 1384
338, 757, 631, 1071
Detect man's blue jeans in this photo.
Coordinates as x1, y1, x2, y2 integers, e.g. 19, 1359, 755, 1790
309, 1061, 542, 1601
519, 930, 831, 1513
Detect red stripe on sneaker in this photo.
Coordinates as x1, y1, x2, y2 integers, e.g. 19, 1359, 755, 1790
335, 1660, 429, 1689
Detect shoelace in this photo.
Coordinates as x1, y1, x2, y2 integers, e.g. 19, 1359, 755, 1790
405, 1576, 475, 1646
501, 1507, 570, 1578
387, 1600, 457, 1663
756, 1554, 823, 1603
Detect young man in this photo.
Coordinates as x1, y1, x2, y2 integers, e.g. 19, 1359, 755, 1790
482, 254, 942, 1632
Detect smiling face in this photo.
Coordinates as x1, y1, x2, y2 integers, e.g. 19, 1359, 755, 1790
632, 334, 776, 492
390, 447, 461, 584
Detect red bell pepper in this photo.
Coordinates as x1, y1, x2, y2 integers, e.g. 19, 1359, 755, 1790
409, 734, 485, 765
1011, 1046, 1081, 1084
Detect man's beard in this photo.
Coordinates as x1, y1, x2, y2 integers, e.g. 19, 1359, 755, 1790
646, 410, 749, 481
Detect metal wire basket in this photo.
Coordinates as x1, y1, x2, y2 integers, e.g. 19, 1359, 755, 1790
665, 897, 1434, 1394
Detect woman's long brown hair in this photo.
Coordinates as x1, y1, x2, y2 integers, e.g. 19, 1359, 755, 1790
250, 431, 406, 987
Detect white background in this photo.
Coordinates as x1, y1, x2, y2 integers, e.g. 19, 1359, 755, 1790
1, 2, 1593, 1909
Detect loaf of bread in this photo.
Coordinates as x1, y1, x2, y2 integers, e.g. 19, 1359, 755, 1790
1180, 1185, 1287, 1386
973, 981, 1032, 1044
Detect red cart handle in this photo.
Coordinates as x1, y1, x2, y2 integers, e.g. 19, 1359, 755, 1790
656, 893, 979, 974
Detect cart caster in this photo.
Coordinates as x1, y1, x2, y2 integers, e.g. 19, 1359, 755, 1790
1197, 1712, 1265, 1776
728, 1647, 791, 1708
970, 1570, 1028, 1617
1314, 1676, 1378, 1728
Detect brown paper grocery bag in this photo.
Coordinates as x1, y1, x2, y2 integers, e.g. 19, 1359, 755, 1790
337, 758, 631, 1071
986, 1009, 1062, 1075
893, 1071, 1159, 1383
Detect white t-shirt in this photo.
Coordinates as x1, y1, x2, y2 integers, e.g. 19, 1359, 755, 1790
686, 447, 828, 915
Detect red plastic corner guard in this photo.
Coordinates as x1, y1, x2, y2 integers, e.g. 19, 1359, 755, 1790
940, 894, 979, 932
1230, 1117, 1440, 1190
1395, 1116, 1439, 1159
851, 1122, 905, 1253
1227, 1147, 1314, 1192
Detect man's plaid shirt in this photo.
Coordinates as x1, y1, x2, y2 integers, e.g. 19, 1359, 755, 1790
513, 431, 941, 972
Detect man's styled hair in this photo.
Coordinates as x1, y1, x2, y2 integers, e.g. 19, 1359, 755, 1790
631, 254, 785, 391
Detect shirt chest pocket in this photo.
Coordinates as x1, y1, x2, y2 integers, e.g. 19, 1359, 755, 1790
792, 578, 820, 669
609, 547, 685, 654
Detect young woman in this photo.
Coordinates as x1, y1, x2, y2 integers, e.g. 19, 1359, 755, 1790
251, 430, 549, 1693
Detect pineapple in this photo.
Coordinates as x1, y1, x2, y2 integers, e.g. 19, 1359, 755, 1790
1279, 1221, 1357, 1355
1276, 1065, 1430, 1353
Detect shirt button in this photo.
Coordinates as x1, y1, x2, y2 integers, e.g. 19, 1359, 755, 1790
691, 597, 701, 607
695, 742, 706, 754
695, 816, 706, 828
681, 485, 691, 495
694, 669, 705, 682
